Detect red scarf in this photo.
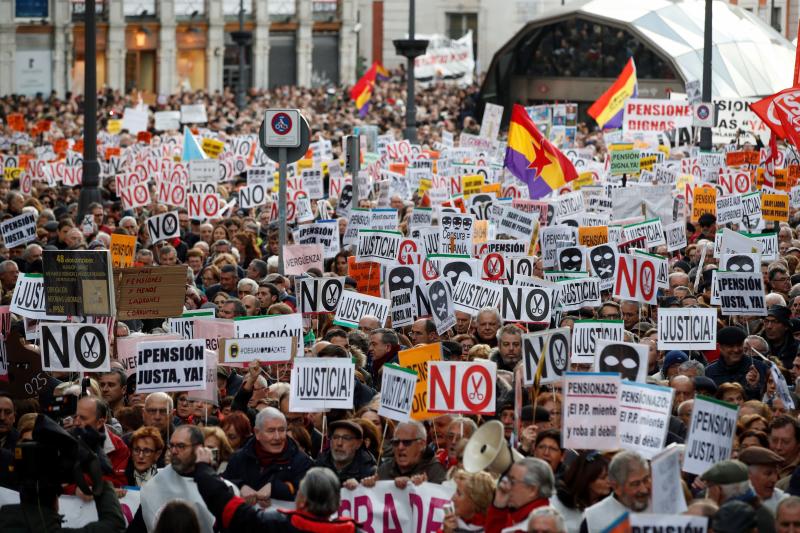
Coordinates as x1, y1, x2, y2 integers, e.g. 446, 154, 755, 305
254, 441, 287, 467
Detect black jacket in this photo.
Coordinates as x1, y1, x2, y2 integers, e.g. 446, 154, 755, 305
706, 355, 768, 400
0, 428, 19, 489
222, 436, 313, 500
194, 463, 360, 533
316, 447, 377, 484
769, 334, 800, 370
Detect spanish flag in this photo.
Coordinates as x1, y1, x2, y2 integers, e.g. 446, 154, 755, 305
588, 58, 638, 129
504, 104, 579, 199
349, 63, 390, 117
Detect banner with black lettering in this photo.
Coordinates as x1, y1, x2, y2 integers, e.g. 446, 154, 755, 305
594, 340, 648, 383
293, 220, 340, 259
219, 337, 294, 365
557, 276, 601, 311
499, 285, 552, 324
296, 277, 346, 314
622, 218, 665, 249
40, 323, 110, 372
664, 220, 687, 252
428, 360, 496, 415
356, 229, 402, 266
451, 278, 501, 315
234, 314, 304, 354
657, 308, 717, 350
683, 395, 738, 475
619, 381, 674, 459
136, 339, 206, 393
629, 514, 709, 533
333, 291, 391, 328
716, 270, 766, 316
378, 363, 417, 423
439, 213, 474, 255
10, 273, 67, 321
390, 289, 415, 328
0, 212, 37, 248
522, 327, 571, 385
570, 320, 625, 365
289, 357, 355, 411
563, 372, 620, 451
146, 211, 181, 244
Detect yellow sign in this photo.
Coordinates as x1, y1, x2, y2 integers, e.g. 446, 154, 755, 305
608, 143, 635, 152
201, 138, 225, 159
480, 183, 501, 195
110, 233, 137, 269
297, 158, 313, 171
418, 178, 432, 194
578, 226, 609, 247
107, 119, 122, 135
639, 155, 659, 172
762, 193, 790, 222
3, 167, 22, 181
399, 343, 442, 421
572, 172, 595, 190
691, 185, 717, 222
461, 175, 485, 197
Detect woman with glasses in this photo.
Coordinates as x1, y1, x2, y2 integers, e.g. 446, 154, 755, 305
126, 426, 165, 487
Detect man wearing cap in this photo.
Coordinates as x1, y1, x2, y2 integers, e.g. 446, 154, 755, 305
659, 351, 688, 380
701, 459, 776, 532
764, 305, 800, 368
705, 326, 768, 400
739, 446, 788, 513
315, 420, 376, 487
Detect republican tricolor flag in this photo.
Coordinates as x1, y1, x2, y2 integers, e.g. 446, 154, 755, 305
504, 104, 579, 199
588, 57, 638, 129
350, 63, 390, 117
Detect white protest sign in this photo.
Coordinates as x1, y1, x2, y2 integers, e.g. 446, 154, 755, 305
293, 221, 340, 259
480, 103, 503, 140
623, 99, 693, 132
135, 339, 206, 393
119, 181, 151, 210
522, 328, 571, 385
451, 278, 502, 315
180, 104, 208, 123
716, 271, 766, 316
220, 337, 294, 365
40, 323, 110, 372
234, 314, 304, 355
558, 277, 601, 311
594, 339, 649, 383
154, 111, 181, 131
333, 291, 391, 329
121, 107, 148, 134
714, 228, 764, 258
571, 320, 625, 365
651, 445, 689, 514
296, 276, 345, 314
439, 213, 474, 255
115, 333, 183, 377
614, 253, 658, 304
189, 160, 219, 183
238, 183, 268, 209
629, 514, 708, 533
146, 211, 180, 244
428, 360, 497, 415
715, 193, 743, 225
771, 362, 796, 410
0, 212, 36, 248
540, 225, 577, 269
427, 280, 456, 335
283, 244, 324, 276
664, 220, 687, 252
563, 372, 620, 450
499, 285, 552, 324
496, 204, 537, 241
657, 307, 717, 351
390, 289, 415, 328
622, 218, 665, 249
167, 309, 216, 339
289, 357, 355, 411
370, 208, 399, 231
378, 363, 417, 423
619, 381, 674, 459
683, 395, 738, 475
356, 229, 402, 266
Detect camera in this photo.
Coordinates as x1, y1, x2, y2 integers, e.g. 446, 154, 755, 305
43, 394, 77, 425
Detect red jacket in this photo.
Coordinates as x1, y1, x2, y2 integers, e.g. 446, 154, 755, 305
486, 497, 550, 533
106, 429, 131, 487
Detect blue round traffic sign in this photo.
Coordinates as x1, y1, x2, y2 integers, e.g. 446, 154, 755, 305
271, 112, 292, 136
697, 105, 710, 120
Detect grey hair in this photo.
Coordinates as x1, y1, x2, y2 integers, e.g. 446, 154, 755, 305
477, 307, 501, 324
22, 243, 42, 260
527, 506, 567, 533
496, 324, 522, 343
608, 451, 649, 487
255, 406, 286, 431
677, 400, 694, 417
298, 467, 342, 516
777, 496, 800, 517
397, 420, 426, 440
119, 215, 137, 228
678, 359, 705, 376
517, 457, 555, 498
718, 480, 751, 500
145, 391, 174, 411
745, 335, 769, 357
0, 260, 17, 273
371, 327, 399, 346
450, 417, 478, 434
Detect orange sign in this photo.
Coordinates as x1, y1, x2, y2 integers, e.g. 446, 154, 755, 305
762, 193, 790, 222
399, 343, 442, 421
6, 113, 24, 132
347, 256, 381, 297
691, 185, 717, 222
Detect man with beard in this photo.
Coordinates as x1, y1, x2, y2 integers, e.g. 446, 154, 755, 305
315, 420, 376, 487
491, 324, 523, 372
582, 451, 652, 533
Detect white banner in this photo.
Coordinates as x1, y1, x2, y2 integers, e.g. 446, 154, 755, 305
716, 271, 766, 316
289, 357, 355, 411
623, 99, 693, 132
333, 291, 391, 329
563, 372, 620, 451
683, 395, 738, 475
451, 278, 502, 315
378, 363, 417, 423
657, 307, 717, 350
619, 381, 674, 459
135, 339, 206, 393
414, 31, 475, 86
0, 212, 37, 248
357, 229, 402, 266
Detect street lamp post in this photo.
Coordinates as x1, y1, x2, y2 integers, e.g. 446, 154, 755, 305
393, 0, 428, 143
231, 0, 252, 110
77, 0, 102, 222
699, 0, 713, 151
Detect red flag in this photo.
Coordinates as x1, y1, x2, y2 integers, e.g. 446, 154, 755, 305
750, 87, 800, 149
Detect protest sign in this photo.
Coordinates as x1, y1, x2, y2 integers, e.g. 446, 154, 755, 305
370, 208, 399, 231
587, 244, 617, 291
115, 266, 186, 320
558, 277, 601, 311
40, 323, 110, 372
683, 395, 738, 475
293, 221, 340, 259
623, 99, 693, 132
338, 481, 453, 533
594, 340, 649, 383
0, 212, 36, 248
716, 270, 766, 316
522, 328, 571, 385
571, 320, 625, 365
619, 381, 674, 459
10, 273, 66, 321
234, 314, 304, 354
43, 250, 114, 317
135, 339, 206, 393
451, 278, 502, 315
399, 343, 442, 421
283, 244, 324, 276
154, 110, 181, 131
563, 372, 620, 450
296, 276, 345, 314
691, 186, 717, 222
557, 246, 587, 273
347, 257, 381, 297
426, 280, 456, 335
238, 183, 268, 208
439, 213, 474, 255
289, 357, 355, 412
657, 308, 717, 350
115, 333, 182, 377
715, 193, 743, 225
762, 192, 790, 222
578, 226, 608, 247
496, 204, 537, 241
629, 514, 708, 533
110, 234, 136, 269
428, 360, 496, 415
378, 363, 417, 423
499, 285, 552, 323
180, 104, 208, 123
614, 253, 658, 304
610, 150, 641, 175
146, 211, 180, 244
219, 336, 294, 365
390, 289, 415, 328
664, 220, 687, 253
356, 229, 402, 266
540, 225, 577, 269
651, 445, 689, 514
166, 309, 216, 340
333, 291, 390, 329
715, 228, 764, 258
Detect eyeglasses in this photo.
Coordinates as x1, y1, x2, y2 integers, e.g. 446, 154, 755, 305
133, 447, 156, 456
391, 438, 421, 447
169, 442, 196, 452
331, 434, 357, 442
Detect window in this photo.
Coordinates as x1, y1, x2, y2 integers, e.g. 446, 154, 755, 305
124, 0, 156, 18
16, 0, 48, 18
446, 12, 477, 58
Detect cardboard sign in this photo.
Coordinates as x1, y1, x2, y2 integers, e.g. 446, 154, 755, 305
146, 211, 180, 244
571, 320, 625, 365
399, 343, 442, 421
761, 192, 790, 222
682, 395, 738, 475
428, 360, 496, 415
115, 266, 186, 320
43, 250, 114, 317
664, 220, 687, 252
594, 340, 649, 383
135, 339, 206, 393
219, 337, 294, 365
283, 244, 324, 276
562, 372, 621, 450
558, 277, 601, 311
0, 212, 36, 248
614, 253, 658, 304
166, 309, 216, 340
347, 257, 381, 297
356, 229, 402, 266
522, 327, 571, 385
333, 291, 390, 329
238, 184, 268, 209
110, 234, 136, 269
119, 181, 152, 210
40, 323, 110, 372
289, 357, 355, 412
619, 381, 674, 459
691, 186, 717, 222
378, 363, 418, 423
499, 285, 552, 324
716, 271, 766, 316
657, 308, 717, 350
451, 278, 502, 315
296, 276, 345, 314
